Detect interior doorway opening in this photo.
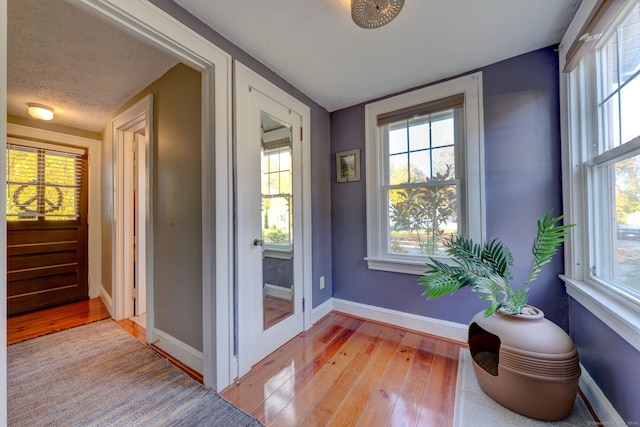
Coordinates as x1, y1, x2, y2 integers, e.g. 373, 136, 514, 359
112, 96, 152, 338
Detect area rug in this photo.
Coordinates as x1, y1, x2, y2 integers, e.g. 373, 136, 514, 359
8, 320, 263, 426
453, 349, 593, 426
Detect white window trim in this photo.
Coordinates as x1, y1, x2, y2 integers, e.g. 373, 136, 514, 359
364, 72, 486, 274
559, 0, 640, 352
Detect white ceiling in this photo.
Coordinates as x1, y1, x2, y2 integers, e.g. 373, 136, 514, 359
7, 0, 582, 133
174, 0, 583, 112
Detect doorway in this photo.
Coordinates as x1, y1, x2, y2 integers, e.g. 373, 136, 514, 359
235, 62, 312, 377
112, 98, 150, 326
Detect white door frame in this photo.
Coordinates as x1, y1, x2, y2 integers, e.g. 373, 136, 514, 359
111, 96, 151, 326
133, 132, 147, 316
234, 61, 312, 377
67, 0, 233, 391
1, 1, 10, 420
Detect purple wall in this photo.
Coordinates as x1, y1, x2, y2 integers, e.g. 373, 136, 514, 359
330, 47, 567, 327
569, 300, 640, 423
118, 6, 638, 420
148, 0, 334, 308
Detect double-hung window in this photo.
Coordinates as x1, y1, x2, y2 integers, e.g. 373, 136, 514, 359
365, 73, 485, 274
562, 0, 640, 347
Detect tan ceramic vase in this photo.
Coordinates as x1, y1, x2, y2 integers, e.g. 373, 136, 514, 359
467, 306, 581, 421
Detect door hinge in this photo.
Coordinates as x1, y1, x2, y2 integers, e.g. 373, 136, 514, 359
302, 298, 305, 312
130, 287, 136, 300
300, 127, 303, 141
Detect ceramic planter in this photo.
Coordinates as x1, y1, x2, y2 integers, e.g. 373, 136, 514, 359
467, 306, 581, 421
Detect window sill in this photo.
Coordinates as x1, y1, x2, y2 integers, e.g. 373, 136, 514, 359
561, 275, 640, 353
365, 257, 428, 275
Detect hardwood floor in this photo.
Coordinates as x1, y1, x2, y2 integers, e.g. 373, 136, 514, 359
221, 312, 464, 427
7, 297, 110, 345
8, 300, 464, 425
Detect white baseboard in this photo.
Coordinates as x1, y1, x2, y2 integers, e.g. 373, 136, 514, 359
579, 364, 624, 425
311, 297, 333, 325
264, 283, 293, 300
99, 286, 113, 317
332, 298, 468, 343
150, 327, 204, 375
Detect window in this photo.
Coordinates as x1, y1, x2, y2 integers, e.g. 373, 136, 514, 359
590, 1, 640, 293
365, 73, 485, 274
562, 0, 640, 349
6, 139, 86, 221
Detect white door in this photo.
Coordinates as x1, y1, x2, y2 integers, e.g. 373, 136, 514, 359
237, 86, 304, 375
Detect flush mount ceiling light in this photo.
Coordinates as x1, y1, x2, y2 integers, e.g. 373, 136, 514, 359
351, 0, 405, 29
27, 103, 55, 121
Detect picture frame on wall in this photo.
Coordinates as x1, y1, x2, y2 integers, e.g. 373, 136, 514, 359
336, 149, 361, 183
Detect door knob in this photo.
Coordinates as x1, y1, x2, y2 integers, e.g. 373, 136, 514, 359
253, 239, 263, 246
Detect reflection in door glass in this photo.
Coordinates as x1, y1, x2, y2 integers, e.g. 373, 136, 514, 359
261, 111, 295, 330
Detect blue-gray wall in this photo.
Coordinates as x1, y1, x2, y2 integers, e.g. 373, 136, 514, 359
149, 0, 334, 309
330, 47, 566, 327
569, 300, 640, 423
136, 6, 639, 421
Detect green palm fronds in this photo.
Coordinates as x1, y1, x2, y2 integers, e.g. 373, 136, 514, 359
526, 211, 573, 287
418, 210, 573, 317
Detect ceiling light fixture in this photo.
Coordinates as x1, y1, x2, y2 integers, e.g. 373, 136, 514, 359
351, 0, 405, 29
27, 103, 54, 121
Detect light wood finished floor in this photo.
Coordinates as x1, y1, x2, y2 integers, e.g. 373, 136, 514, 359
8, 300, 465, 426
222, 312, 464, 427
7, 298, 110, 345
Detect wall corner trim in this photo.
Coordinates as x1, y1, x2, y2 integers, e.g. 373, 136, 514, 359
151, 328, 204, 375
99, 286, 113, 317
311, 298, 334, 325
579, 364, 625, 425
332, 298, 467, 342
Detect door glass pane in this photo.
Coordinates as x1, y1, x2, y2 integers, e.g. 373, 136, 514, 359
261, 111, 295, 330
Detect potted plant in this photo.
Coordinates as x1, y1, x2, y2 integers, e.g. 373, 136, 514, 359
417, 210, 581, 421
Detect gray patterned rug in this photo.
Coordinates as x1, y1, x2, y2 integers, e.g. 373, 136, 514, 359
454, 349, 593, 426
8, 320, 263, 426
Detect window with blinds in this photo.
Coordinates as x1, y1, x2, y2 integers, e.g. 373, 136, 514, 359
6, 140, 86, 221
383, 100, 463, 258
364, 73, 484, 274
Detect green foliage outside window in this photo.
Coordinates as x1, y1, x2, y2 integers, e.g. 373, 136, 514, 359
388, 164, 457, 255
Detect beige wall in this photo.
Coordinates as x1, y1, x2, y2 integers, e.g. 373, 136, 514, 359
7, 114, 102, 140
102, 63, 202, 351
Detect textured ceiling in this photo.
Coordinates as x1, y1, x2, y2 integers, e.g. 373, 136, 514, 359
7, 0, 179, 133
7, 0, 583, 133
175, 0, 582, 112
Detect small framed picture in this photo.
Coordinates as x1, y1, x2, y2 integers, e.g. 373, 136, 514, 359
336, 149, 361, 183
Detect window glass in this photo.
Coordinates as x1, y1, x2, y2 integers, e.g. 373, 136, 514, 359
386, 109, 459, 257
614, 152, 640, 291
6, 144, 82, 221
590, 1, 640, 295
